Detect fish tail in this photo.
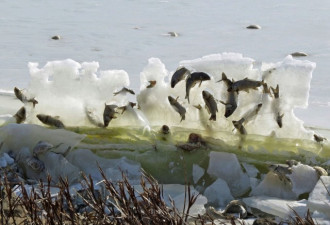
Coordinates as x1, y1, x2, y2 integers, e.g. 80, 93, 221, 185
180, 114, 185, 122
209, 115, 216, 121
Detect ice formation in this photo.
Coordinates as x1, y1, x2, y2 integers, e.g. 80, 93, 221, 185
0, 53, 317, 140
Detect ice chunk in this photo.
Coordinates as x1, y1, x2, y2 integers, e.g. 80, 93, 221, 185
312, 211, 330, 224
192, 164, 205, 184
251, 172, 296, 199
207, 151, 250, 197
287, 163, 319, 196
308, 176, 330, 219
203, 178, 234, 207
0, 156, 7, 168
242, 162, 259, 178
243, 196, 308, 219
3, 152, 14, 165
0, 124, 85, 155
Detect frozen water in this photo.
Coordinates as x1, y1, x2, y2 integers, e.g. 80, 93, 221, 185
203, 178, 234, 207
192, 164, 205, 184
243, 196, 308, 220
207, 151, 250, 197
308, 176, 330, 219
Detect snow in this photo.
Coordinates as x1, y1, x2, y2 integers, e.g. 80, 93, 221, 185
192, 164, 205, 184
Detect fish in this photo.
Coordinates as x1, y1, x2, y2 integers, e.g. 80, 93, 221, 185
216, 72, 233, 87
232, 118, 247, 135
276, 112, 284, 128
85, 107, 104, 128
219, 90, 238, 118
26, 157, 45, 172
223, 200, 247, 219
146, 80, 156, 88
314, 134, 327, 143
242, 103, 263, 124
185, 72, 211, 103
262, 83, 272, 96
168, 96, 186, 122
103, 104, 118, 127
160, 125, 170, 135
33, 141, 55, 156
118, 102, 137, 114
170, 67, 190, 88
13, 106, 26, 124
36, 114, 65, 128
227, 78, 263, 93
270, 85, 280, 99
202, 90, 218, 121
268, 163, 292, 184
113, 87, 135, 96
14, 87, 38, 107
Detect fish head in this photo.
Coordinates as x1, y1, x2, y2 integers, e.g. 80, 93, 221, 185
168, 96, 174, 104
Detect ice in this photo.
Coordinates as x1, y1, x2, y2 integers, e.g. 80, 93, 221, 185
192, 164, 205, 184
243, 196, 308, 220
0, 156, 7, 168
0, 53, 315, 140
203, 178, 234, 207
3, 152, 14, 165
207, 151, 250, 197
312, 211, 330, 225
251, 172, 296, 199
307, 176, 330, 219
0, 124, 85, 156
242, 162, 259, 178
287, 163, 319, 196
66, 149, 142, 184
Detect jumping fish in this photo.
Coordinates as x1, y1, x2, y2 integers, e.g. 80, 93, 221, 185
216, 72, 233, 87
171, 67, 190, 88
242, 103, 263, 124
103, 104, 118, 127
118, 102, 137, 114
146, 80, 156, 88
36, 114, 65, 128
13, 106, 26, 124
314, 134, 327, 143
220, 90, 238, 118
268, 163, 292, 184
271, 85, 284, 128
33, 141, 54, 156
14, 87, 38, 107
185, 72, 211, 103
227, 78, 263, 93
232, 118, 247, 135
202, 90, 218, 121
113, 87, 135, 96
168, 96, 186, 122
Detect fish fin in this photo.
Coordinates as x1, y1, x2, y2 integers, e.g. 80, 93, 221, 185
180, 115, 185, 122
205, 105, 210, 114
193, 104, 202, 110
243, 89, 250, 93
219, 100, 226, 105
209, 115, 216, 121
198, 80, 202, 87
243, 77, 248, 80
216, 79, 222, 83
175, 96, 179, 101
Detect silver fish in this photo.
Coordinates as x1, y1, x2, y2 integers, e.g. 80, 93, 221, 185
271, 85, 280, 99
36, 114, 65, 128
228, 78, 263, 93
26, 157, 45, 172
216, 72, 233, 87
269, 163, 292, 184
103, 104, 118, 127
276, 112, 284, 128
232, 118, 247, 135
14, 87, 38, 107
314, 134, 327, 143
13, 106, 26, 124
220, 90, 238, 118
202, 90, 218, 121
113, 87, 135, 96
171, 67, 190, 88
185, 72, 211, 103
118, 102, 136, 114
168, 96, 186, 122
241, 103, 262, 125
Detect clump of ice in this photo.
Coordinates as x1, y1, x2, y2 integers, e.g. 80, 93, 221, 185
203, 178, 234, 207
308, 176, 330, 219
192, 164, 205, 184
3, 53, 315, 139
207, 151, 250, 197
